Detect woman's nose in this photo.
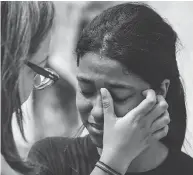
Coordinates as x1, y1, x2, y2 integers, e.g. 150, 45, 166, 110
91, 93, 104, 123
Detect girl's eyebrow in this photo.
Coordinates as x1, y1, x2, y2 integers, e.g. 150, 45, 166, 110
108, 82, 135, 90
77, 76, 94, 84
77, 75, 135, 90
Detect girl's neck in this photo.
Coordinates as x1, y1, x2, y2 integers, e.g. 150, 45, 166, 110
97, 141, 169, 173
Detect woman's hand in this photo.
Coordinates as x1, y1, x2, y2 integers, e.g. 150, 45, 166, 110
99, 88, 170, 174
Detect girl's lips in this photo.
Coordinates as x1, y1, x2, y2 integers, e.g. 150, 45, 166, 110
89, 123, 104, 130
87, 123, 104, 135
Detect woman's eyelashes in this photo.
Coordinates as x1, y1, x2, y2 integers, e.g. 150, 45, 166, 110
112, 95, 128, 103
78, 82, 95, 96
79, 86, 135, 104
111, 92, 135, 104
80, 89, 95, 97
79, 85, 96, 97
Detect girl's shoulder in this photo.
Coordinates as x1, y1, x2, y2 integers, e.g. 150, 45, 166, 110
29, 136, 74, 153
28, 136, 92, 175
164, 149, 193, 174
28, 135, 92, 159
171, 149, 193, 164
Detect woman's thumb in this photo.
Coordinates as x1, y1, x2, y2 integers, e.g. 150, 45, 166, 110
100, 88, 115, 122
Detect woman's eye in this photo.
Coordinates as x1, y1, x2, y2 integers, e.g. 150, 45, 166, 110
80, 90, 95, 97
112, 93, 135, 104
113, 96, 128, 103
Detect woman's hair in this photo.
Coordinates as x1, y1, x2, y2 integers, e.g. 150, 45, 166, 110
76, 2, 187, 150
76, 1, 116, 40
1, 1, 55, 173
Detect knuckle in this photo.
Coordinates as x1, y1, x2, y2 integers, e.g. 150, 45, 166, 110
165, 110, 169, 115
147, 98, 156, 106
164, 116, 171, 125
132, 121, 139, 129
102, 100, 110, 108
160, 101, 168, 110
163, 126, 169, 136
138, 119, 147, 130
139, 122, 146, 130
131, 116, 140, 126
163, 131, 167, 137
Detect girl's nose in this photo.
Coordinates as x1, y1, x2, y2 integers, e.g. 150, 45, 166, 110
91, 93, 104, 123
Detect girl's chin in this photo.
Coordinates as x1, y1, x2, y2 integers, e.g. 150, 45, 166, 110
84, 123, 104, 148
89, 134, 103, 148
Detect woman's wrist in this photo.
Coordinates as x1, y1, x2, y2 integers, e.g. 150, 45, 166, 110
100, 149, 132, 175
95, 161, 122, 175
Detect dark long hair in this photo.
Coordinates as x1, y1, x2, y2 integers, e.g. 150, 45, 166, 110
76, 2, 187, 150
1, 1, 55, 173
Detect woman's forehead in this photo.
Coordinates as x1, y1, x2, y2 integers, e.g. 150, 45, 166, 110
77, 52, 150, 89
77, 52, 125, 78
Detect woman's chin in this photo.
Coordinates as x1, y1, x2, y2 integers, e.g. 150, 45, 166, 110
86, 124, 104, 148
89, 134, 103, 148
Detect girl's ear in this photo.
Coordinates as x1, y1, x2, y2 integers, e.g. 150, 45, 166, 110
156, 79, 170, 98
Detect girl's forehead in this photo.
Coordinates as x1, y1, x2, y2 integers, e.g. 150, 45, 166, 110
77, 52, 126, 77
77, 52, 150, 89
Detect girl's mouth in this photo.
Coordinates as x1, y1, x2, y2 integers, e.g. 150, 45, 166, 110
87, 122, 104, 135
89, 123, 103, 130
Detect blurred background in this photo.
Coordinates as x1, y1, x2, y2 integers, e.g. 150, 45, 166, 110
12, 1, 193, 159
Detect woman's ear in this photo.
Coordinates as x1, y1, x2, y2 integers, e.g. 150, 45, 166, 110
157, 79, 170, 98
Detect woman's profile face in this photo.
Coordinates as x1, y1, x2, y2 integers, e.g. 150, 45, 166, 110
18, 34, 51, 104
76, 52, 150, 147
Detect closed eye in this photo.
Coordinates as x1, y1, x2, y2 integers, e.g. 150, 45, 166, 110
80, 89, 95, 97
112, 95, 128, 103
111, 92, 135, 104
78, 81, 95, 97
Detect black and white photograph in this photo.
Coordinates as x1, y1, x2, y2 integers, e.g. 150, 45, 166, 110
1, 1, 193, 175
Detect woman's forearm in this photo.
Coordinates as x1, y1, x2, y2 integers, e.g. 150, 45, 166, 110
90, 151, 132, 175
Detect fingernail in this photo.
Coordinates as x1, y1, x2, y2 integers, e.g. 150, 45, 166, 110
100, 88, 107, 97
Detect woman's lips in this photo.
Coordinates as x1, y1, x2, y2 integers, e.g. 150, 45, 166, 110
89, 123, 103, 130
88, 122, 104, 134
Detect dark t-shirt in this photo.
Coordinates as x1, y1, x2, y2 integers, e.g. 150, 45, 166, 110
28, 135, 193, 175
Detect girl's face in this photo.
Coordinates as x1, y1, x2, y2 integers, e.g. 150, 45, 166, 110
76, 52, 150, 147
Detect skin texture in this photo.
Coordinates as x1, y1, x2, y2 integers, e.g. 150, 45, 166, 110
76, 52, 150, 147
18, 34, 51, 104
76, 52, 169, 172
12, 34, 51, 158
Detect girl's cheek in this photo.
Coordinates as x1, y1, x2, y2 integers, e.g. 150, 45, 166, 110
76, 93, 92, 115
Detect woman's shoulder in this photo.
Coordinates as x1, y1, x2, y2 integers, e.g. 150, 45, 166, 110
28, 136, 91, 175
171, 150, 193, 163
144, 149, 193, 175
167, 149, 193, 173
28, 135, 90, 158
29, 136, 72, 153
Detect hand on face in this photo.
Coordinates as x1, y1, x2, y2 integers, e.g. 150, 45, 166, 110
100, 88, 170, 170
